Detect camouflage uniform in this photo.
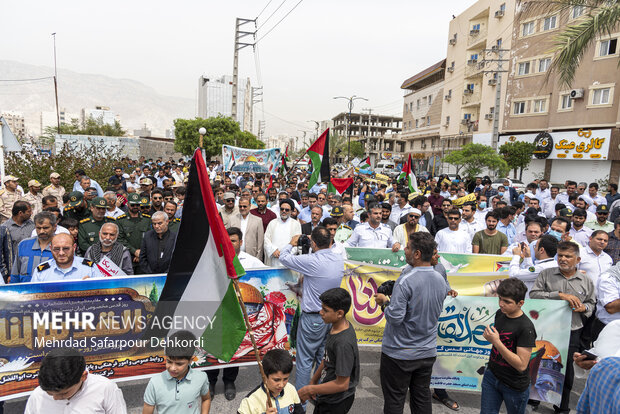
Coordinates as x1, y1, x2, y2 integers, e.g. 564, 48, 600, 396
42, 184, 65, 205
0, 189, 23, 224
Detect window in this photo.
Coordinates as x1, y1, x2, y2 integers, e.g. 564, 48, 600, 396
496, 38, 503, 48
500, 3, 506, 12
513, 101, 526, 115
561, 94, 573, 110
428, 95, 432, 104
599, 39, 618, 56
472, 23, 481, 31
518, 62, 530, 75
539, 58, 551, 73
543, 16, 557, 31
445, 116, 450, 125
522, 21, 535, 36
533, 99, 546, 113
448, 89, 452, 97
417, 99, 420, 109
466, 83, 475, 91
463, 113, 472, 120
409, 102, 413, 111
422, 96, 428, 105
592, 88, 611, 105
426, 116, 431, 126
415, 119, 419, 128
572, 5, 586, 19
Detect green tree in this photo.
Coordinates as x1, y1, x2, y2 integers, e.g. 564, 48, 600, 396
499, 141, 537, 180
40, 116, 126, 145
5, 138, 126, 191
442, 143, 509, 178
329, 132, 365, 163
526, 1, 620, 87
173, 116, 264, 158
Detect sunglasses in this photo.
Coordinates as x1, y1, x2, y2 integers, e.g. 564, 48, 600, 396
408, 215, 420, 219
280, 208, 291, 212
447, 217, 460, 221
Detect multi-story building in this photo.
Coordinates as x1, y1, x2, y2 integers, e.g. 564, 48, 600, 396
40, 108, 81, 135
499, 4, 620, 183
401, 60, 445, 174
82, 106, 118, 126
197, 75, 253, 133
440, 0, 516, 152
1, 111, 26, 140
331, 112, 402, 165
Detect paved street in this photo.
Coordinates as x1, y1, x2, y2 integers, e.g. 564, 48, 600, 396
4, 347, 585, 414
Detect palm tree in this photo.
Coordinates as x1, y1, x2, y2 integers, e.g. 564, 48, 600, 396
523, 0, 620, 87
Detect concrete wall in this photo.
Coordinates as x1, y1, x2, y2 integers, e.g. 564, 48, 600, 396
55, 135, 183, 160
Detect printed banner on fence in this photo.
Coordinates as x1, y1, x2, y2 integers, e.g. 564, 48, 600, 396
0, 268, 299, 401
222, 145, 282, 174
342, 262, 571, 405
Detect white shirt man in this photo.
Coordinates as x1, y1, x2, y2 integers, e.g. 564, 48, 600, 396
509, 235, 558, 297
596, 267, 620, 326
392, 208, 429, 247
434, 210, 472, 253
346, 204, 400, 251
579, 231, 613, 286
389, 194, 413, 224
264, 200, 301, 267
460, 203, 484, 241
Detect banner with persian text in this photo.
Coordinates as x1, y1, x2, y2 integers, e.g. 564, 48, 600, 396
342, 261, 571, 405
0, 268, 299, 401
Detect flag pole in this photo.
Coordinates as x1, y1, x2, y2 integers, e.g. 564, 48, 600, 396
230, 278, 273, 409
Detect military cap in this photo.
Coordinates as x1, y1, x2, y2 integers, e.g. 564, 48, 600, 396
559, 208, 573, 218
330, 206, 344, 217
2, 175, 18, 183
68, 191, 84, 207
28, 179, 42, 188
140, 178, 153, 185
127, 193, 142, 204
91, 197, 107, 208
597, 204, 609, 213
140, 196, 151, 207
50, 172, 61, 179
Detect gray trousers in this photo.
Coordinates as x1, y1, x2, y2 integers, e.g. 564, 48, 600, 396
295, 312, 328, 391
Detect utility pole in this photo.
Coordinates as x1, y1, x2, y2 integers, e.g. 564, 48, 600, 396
362, 108, 373, 158
481, 47, 509, 151
307, 120, 319, 141
333, 95, 368, 163
232, 18, 256, 123
250, 86, 263, 135
52, 33, 60, 134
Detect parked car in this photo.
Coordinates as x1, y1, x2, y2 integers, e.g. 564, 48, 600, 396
375, 160, 398, 176
491, 178, 526, 192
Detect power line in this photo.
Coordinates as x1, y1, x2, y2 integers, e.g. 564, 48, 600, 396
256, 0, 275, 19
262, 109, 309, 129
0, 76, 54, 82
257, 0, 289, 30
255, 0, 304, 44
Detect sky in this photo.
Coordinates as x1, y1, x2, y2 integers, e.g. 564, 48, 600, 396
2, 0, 472, 137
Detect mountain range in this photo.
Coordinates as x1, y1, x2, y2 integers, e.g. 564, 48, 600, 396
0, 60, 195, 137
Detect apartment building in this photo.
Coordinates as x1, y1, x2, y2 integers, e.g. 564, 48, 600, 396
440, 0, 516, 152
401, 60, 445, 173
500, 4, 620, 183
331, 112, 402, 165
1, 111, 26, 140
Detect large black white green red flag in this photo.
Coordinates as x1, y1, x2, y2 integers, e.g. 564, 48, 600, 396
153, 148, 247, 362
307, 129, 330, 189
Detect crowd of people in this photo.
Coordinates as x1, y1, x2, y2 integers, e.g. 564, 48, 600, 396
3, 157, 619, 414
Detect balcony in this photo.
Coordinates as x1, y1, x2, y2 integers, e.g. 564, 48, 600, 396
462, 90, 482, 106
468, 27, 488, 48
459, 120, 479, 134
465, 61, 484, 78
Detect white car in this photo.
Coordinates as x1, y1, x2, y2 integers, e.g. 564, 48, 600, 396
491, 178, 526, 192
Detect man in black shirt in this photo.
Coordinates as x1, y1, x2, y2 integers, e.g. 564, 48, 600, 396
139, 211, 176, 273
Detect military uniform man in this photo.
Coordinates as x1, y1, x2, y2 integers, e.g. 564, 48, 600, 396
0, 176, 23, 224
77, 197, 115, 253
163, 200, 181, 233
331, 206, 354, 244
23, 180, 43, 215
42, 172, 65, 205
117, 194, 151, 271
63, 191, 92, 222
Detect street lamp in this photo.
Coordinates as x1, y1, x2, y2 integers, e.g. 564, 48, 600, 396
198, 127, 206, 148
333, 95, 368, 163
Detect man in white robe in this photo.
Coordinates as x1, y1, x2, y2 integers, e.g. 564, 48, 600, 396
264, 199, 301, 267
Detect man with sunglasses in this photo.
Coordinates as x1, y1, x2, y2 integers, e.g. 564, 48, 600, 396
393, 208, 428, 247
31, 233, 99, 282
434, 209, 472, 254
586, 204, 614, 232
264, 199, 301, 267
230, 198, 264, 260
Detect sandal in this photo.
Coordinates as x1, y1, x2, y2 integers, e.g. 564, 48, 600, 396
432, 392, 460, 411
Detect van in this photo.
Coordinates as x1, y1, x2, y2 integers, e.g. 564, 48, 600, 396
375, 160, 397, 176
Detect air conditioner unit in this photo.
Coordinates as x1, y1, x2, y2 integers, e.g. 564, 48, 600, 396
470, 29, 480, 35
449, 38, 457, 45
488, 78, 497, 86
464, 89, 473, 95
484, 113, 493, 120
444, 94, 451, 100
570, 88, 585, 99
461, 119, 470, 125
447, 66, 455, 73
467, 59, 478, 65
495, 10, 505, 18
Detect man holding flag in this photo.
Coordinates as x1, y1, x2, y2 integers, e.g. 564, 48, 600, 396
398, 154, 419, 194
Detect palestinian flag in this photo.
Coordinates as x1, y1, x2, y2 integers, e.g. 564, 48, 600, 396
150, 148, 247, 362
306, 129, 330, 189
280, 145, 289, 175
327, 177, 354, 198
360, 156, 371, 169
401, 154, 419, 193
397, 156, 409, 181
267, 174, 274, 191
230, 151, 236, 170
